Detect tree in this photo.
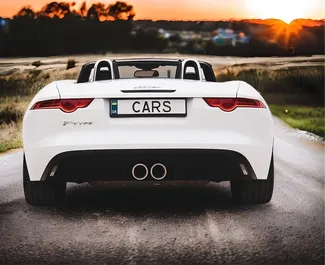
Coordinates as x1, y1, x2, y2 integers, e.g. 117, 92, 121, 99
39, 2, 75, 18
79, 2, 87, 17
108, 1, 135, 20
87, 3, 108, 20
15, 6, 36, 18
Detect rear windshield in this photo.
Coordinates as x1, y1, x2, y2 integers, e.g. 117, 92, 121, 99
116, 62, 179, 79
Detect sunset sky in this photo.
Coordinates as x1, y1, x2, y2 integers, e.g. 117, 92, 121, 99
1, 0, 324, 22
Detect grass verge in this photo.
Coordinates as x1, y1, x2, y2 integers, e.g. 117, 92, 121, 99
269, 105, 325, 138
215, 66, 324, 106
0, 66, 79, 153
0, 139, 23, 153
0, 122, 23, 153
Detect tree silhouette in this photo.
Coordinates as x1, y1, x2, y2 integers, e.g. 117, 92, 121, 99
39, 2, 75, 18
87, 3, 108, 20
108, 1, 135, 20
79, 2, 87, 17
15, 6, 36, 18
14, 1, 135, 21
2, 1, 323, 58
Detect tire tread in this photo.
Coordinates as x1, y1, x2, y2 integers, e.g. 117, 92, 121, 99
23, 155, 65, 206
231, 155, 274, 204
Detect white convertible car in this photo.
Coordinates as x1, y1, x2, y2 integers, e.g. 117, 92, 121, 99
23, 58, 274, 206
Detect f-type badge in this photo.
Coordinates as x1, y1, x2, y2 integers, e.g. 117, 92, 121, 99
111, 99, 118, 116
63, 121, 93, 126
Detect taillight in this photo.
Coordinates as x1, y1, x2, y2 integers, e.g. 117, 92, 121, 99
31, 99, 94, 113
203, 98, 265, 112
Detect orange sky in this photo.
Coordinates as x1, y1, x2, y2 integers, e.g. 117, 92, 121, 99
0, 0, 324, 21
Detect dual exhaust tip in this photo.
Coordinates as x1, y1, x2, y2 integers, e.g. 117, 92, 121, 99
132, 163, 167, 181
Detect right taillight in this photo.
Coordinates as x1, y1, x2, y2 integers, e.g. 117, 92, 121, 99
203, 98, 265, 112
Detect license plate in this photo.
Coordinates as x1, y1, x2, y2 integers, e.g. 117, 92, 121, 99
110, 99, 187, 117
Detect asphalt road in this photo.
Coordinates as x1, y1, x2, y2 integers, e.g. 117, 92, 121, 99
0, 118, 323, 265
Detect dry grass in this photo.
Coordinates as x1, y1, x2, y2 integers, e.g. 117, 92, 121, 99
215, 66, 324, 105
0, 66, 79, 152
0, 100, 30, 152
0, 122, 23, 152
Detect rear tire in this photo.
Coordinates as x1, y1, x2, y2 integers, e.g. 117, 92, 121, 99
230, 155, 274, 204
23, 154, 66, 206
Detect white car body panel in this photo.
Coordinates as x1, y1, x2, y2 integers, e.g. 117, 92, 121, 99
55, 79, 240, 99
23, 58, 274, 183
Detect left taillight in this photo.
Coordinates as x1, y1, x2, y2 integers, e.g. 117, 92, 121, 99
31, 99, 94, 113
203, 98, 265, 112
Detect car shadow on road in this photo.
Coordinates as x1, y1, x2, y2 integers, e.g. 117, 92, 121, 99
37, 182, 271, 218
0, 182, 274, 221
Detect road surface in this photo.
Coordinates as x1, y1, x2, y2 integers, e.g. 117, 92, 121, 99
0, 118, 324, 265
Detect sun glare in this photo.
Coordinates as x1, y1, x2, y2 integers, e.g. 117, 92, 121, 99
245, 0, 317, 23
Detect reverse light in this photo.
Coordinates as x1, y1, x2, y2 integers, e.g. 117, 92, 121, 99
203, 98, 265, 112
31, 99, 94, 113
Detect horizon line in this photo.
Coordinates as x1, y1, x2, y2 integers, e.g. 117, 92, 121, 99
0, 15, 324, 22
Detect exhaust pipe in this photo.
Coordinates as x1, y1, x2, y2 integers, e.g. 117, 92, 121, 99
132, 163, 148, 181
150, 163, 167, 181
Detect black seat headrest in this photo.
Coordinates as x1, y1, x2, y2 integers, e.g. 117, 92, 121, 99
95, 61, 112, 81
97, 71, 111, 81
184, 73, 199, 80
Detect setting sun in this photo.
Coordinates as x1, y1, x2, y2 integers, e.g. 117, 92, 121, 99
245, 0, 318, 23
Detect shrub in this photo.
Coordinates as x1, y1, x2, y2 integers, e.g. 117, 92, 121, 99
0, 104, 24, 124
67, 59, 76, 70
31, 61, 42, 67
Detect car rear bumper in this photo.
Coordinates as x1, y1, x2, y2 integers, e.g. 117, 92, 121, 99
24, 127, 273, 181
40, 149, 258, 183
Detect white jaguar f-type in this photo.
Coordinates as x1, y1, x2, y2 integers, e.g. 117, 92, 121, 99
22, 58, 274, 206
